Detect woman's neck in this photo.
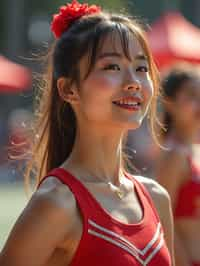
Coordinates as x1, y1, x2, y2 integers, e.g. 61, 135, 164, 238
168, 125, 198, 145
63, 124, 125, 185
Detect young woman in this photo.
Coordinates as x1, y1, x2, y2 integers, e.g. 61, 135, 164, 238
156, 64, 200, 266
0, 1, 174, 265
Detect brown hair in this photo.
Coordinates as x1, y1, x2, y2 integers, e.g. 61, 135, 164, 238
161, 63, 200, 138
23, 11, 160, 190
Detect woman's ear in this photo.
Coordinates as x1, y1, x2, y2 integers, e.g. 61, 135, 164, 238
57, 77, 80, 104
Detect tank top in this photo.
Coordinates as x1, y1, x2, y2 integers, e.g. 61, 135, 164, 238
174, 156, 200, 218
41, 168, 171, 266
163, 138, 200, 218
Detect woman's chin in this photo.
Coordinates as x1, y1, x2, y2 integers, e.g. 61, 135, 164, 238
115, 113, 145, 130
126, 121, 142, 130
114, 119, 143, 131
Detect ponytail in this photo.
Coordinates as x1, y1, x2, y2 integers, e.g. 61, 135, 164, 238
23, 54, 77, 190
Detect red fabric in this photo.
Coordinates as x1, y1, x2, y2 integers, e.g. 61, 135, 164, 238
147, 11, 200, 70
40, 168, 171, 265
0, 56, 31, 93
192, 263, 200, 266
174, 158, 200, 218
51, 0, 101, 38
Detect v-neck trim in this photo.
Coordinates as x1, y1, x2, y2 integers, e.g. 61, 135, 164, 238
58, 167, 148, 229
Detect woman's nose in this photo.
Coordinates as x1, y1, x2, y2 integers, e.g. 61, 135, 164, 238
123, 72, 142, 92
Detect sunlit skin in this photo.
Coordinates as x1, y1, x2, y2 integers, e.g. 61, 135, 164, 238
56, 32, 174, 264
170, 79, 200, 262
156, 76, 200, 265
0, 31, 175, 266
77, 39, 153, 131
59, 33, 154, 184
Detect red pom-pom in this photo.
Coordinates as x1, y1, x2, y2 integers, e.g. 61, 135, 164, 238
51, 0, 101, 38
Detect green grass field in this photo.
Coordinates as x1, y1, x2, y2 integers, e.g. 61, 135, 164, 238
0, 185, 27, 251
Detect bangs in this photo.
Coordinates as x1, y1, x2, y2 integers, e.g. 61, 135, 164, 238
83, 20, 145, 80
97, 23, 133, 61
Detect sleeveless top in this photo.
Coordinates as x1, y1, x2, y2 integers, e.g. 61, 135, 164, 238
41, 168, 171, 266
163, 139, 200, 218
174, 156, 200, 218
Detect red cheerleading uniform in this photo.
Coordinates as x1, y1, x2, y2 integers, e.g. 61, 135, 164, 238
174, 156, 200, 219
41, 168, 171, 266
174, 157, 200, 266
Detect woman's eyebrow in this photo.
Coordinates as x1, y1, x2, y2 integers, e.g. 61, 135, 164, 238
97, 52, 148, 61
135, 54, 148, 61
97, 52, 122, 59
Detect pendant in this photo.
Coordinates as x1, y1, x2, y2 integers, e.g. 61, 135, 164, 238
116, 189, 124, 199
108, 182, 124, 199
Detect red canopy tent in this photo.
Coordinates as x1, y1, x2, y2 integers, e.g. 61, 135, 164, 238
147, 11, 200, 70
0, 56, 32, 93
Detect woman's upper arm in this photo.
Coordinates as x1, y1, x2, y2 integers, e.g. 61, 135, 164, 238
157, 188, 175, 266
144, 179, 175, 266
0, 181, 75, 266
155, 151, 185, 208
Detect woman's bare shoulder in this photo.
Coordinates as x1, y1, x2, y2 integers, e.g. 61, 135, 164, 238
36, 176, 76, 213
27, 176, 78, 236
137, 176, 173, 225
25, 176, 78, 227
134, 176, 174, 263
0, 177, 77, 266
23, 176, 78, 242
135, 175, 170, 203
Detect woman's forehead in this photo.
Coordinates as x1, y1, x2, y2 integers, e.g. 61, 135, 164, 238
78, 29, 148, 79
97, 31, 145, 60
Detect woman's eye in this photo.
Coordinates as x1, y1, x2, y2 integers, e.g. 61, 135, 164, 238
103, 64, 120, 71
136, 66, 148, 73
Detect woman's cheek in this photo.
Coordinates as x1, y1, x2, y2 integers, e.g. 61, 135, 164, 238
141, 79, 154, 101
90, 73, 121, 92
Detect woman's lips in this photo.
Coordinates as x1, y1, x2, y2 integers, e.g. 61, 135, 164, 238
113, 101, 141, 111
112, 96, 143, 111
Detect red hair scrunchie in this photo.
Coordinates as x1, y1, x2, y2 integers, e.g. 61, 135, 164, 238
51, 0, 101, 39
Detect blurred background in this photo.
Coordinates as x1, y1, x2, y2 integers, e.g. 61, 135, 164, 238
1, 0, 200, 250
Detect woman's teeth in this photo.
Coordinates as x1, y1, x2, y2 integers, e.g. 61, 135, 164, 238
113, 100, 140, 106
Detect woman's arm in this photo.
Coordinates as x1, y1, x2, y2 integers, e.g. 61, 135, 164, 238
0, 178, 76, 266
142, 178, 175, 266
174, 230, 191, 266
155, 151, 191, 266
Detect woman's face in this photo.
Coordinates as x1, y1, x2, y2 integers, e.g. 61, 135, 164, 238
171, 79, 200, 130
74, 31, 154, 132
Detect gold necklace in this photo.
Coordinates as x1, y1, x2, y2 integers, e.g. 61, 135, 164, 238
108, 181, 124, 199
74, 168, 125, 200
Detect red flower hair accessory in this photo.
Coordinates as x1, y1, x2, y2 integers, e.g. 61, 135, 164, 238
51, 0, 101, 39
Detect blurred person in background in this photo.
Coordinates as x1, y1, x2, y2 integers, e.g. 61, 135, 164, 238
0, 108, 32, 183
126, 117, 158, 178
0, 55, 32, 182
155, 64, 200, 266
7, 108, 32, 158
0, 1, 174, 265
